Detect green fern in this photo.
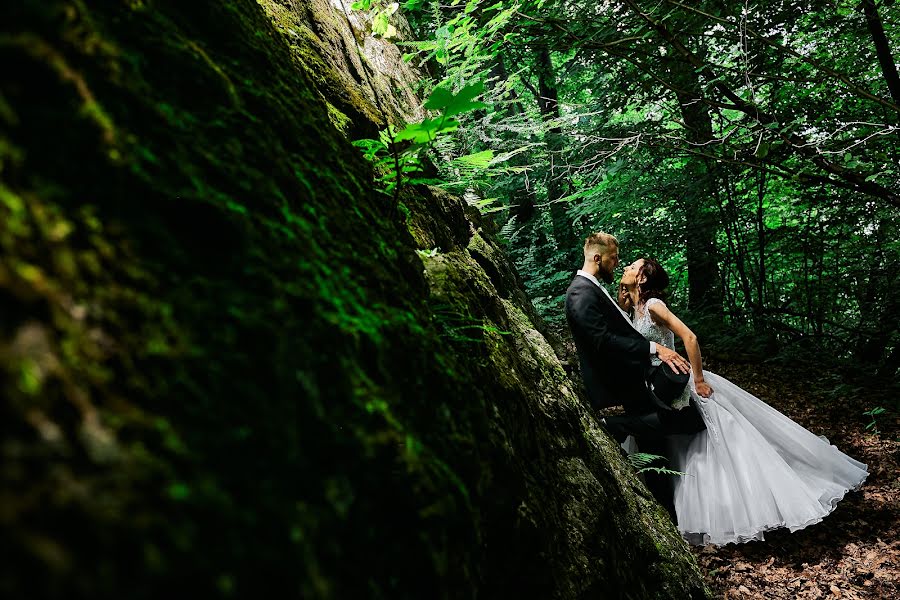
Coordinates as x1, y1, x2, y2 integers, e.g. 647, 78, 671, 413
431, 302, 510, 343
626, 452, 688, 477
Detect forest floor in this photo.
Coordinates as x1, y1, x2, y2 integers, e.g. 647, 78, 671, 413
688, 358, 900, 599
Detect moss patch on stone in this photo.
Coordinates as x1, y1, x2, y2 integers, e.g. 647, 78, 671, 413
256, 0, 385, 137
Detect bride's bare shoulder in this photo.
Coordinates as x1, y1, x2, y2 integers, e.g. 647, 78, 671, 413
645, 298, 674, 323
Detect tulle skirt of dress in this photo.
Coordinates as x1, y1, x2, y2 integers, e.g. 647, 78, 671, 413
664, 370, 868, 546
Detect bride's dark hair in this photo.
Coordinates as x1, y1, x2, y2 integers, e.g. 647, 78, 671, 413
638, 257, 669, 305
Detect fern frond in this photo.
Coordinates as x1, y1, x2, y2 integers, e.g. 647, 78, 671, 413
638, 467, 690, 477
627, 452, 665, 469
627, 452, 689, 477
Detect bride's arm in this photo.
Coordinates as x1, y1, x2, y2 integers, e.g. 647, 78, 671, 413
646, 302, 714, 397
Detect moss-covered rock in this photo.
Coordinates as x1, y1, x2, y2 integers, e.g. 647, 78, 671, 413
256, 0, 424, 139
0, 1, 708, 598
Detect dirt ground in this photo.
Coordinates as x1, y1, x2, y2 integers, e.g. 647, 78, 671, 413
690, 360, 900, 599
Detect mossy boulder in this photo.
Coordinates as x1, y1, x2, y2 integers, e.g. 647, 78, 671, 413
256, 0, 424, 139
0, 1, 708, 598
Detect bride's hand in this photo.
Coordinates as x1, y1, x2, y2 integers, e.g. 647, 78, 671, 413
694, 380, 713, 398
617, 284, 632, 311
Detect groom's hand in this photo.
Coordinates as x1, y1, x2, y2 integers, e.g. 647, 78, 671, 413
656, 346, 690, 374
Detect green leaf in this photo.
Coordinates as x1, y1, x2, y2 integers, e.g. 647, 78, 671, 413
394, 123, 431, 143
424, 82, 487, 118
424, 86, 455, 110
373, 12, 390, 37
627, 452, 666, 468
167, 482, 191, 501
454, 149, 494, 168
445, 82, 487, 117
352, 138, 387, 161
395, 117, 460, 143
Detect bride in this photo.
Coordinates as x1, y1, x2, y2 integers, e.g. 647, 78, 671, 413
618, 257, 868, 546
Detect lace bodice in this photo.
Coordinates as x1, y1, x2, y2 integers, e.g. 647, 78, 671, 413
634, 298, 675, 365
633, 298, 691, 409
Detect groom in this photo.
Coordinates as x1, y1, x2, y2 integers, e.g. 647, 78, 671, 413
564, 232, 691, 518
565, 232, 689, 411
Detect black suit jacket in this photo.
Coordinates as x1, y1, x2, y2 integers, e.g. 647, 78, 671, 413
565, 274, 652, 413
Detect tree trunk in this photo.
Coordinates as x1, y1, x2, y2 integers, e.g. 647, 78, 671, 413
719, 176, 757, 325
534, 47, 574, 256
756, 171, 768, 313
853, 223, 898, 366
862, 0, 900, 109
493, 54, 536, 227
668, 55, 724, 318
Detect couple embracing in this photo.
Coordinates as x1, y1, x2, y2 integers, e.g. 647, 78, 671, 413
565, 232, 868, 546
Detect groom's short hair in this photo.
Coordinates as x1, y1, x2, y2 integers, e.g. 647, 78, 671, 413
584, 232, 618, 257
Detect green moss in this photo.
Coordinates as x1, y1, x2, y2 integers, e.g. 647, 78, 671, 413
0, 90, 17, 124
325, 101, 351, 135
256, 0, 384, 130
16, 358, 43, 395
0, 32, 119, 146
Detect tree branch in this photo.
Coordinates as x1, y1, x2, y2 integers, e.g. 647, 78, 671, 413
661, 0, 900, 116
618, 0, 900, 208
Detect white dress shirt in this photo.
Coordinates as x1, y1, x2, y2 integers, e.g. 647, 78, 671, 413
576, 270, 657, 355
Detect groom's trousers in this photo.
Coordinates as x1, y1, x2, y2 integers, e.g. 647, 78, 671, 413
604, 401, 706, 521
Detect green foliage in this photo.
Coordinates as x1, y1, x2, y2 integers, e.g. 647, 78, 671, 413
351, 0, 401, 39
626, 452, 688, 477
352, 81, 491, 196
422, 81, 488, 116
863, 407, 887, 435
405, 0, 900, 378
401, 0, 531, 206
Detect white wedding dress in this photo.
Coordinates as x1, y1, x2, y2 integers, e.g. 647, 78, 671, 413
633, 298, 868, 546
